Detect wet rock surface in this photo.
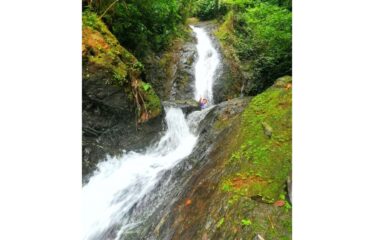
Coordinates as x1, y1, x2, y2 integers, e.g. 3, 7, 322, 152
117, 98, 251, 240
84, 30, 201, 179
143, 35, 197, 102
82, 81, 165, 180
162, 99, 200, 114
122, 77, 292, 240
83, 18, 291, 240
170, 39, 198, 100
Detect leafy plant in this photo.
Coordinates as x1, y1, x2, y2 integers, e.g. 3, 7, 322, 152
216, 217, 225, 228
285, 201, 292, 210
241, 218, 252, 226
142, 82, 151, 91
194, 0, 227, 20
93, 0, 185, 57
222, 182, 232, 192
217, 0, 292, 95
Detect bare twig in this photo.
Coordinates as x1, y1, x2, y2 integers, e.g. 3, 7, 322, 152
268, 215, 275, 229
99, 0, 119, 19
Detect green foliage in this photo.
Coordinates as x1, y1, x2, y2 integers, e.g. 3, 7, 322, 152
88, 0, 188, 57
139, 81, 162, 117
241, 218, 252, 226
217, 0, 292, 95
222, 0, 291, 10
284, 200, 292, 211
193, 0, 227, 20
222, 181, 233, 192
82, 10, 141, 86
216, 217, 225, 228
141, 82, 151, 91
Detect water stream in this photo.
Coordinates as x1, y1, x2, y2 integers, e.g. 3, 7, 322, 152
82, 25, 219, 240
191, 25, 219, 104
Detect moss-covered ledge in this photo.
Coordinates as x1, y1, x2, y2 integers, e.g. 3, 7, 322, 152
216, 75, 292, 239
82, 10, 161, 122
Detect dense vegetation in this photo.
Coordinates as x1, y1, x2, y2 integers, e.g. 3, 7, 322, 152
215, 0, 292, 95
83, 0, 291, 96
192, 0, 227, 20
84, 0, 194, 58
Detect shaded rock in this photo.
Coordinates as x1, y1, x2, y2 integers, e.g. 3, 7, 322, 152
117, 97, 251, 240
143, 35, 197, 101
162, 99, 199, 114
144, 77, 292, 240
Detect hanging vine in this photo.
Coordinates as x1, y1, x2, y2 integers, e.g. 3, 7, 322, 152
129, 73, 150, 128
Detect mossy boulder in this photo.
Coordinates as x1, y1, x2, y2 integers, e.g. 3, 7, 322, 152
82, 10, 161, 118
146, 76, 292, 240
214, 75, 292, 239
214, 11, 246, 101
82, 11, 142, 87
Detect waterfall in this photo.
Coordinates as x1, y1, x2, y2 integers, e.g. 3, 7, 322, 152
82, 25, 220, 240
190, 25, 219, 104
82, 108, 197, 240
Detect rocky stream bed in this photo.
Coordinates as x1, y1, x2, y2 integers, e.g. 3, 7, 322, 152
83, 19, 292, 240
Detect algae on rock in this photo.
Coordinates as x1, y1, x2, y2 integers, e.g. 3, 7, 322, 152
157, 76, 292, 240
82, 10, 161, 123
82, 10, 162, 177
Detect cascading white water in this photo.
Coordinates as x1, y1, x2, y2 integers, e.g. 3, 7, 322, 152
190, 25, 219, 104
82, 108, 197, 240
83, 25, 220, 240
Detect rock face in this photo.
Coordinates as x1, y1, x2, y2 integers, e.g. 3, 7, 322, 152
143, 33, 197, 101
117, 97, 251, 240
192, 21, 242, 103
162, 76, 292, 240
82, 11, 162, 178
124, 76, 292, 240
162, 99, 200, 114
143, 22, 240, 104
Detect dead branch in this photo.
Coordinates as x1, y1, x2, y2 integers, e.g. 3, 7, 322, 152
99, 0, 119, 19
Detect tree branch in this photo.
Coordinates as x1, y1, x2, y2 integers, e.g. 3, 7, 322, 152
99, 0, 119, 19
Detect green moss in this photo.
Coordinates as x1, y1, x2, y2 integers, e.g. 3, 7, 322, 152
214, 76, 292, 239
138, 81, 162, 119
214, 117, 231, 131
82, 10, 162, 121
216, 217, 225, 228
214, 11, 244, 99
221, 76, 292, 201
82, 10, 142, 86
